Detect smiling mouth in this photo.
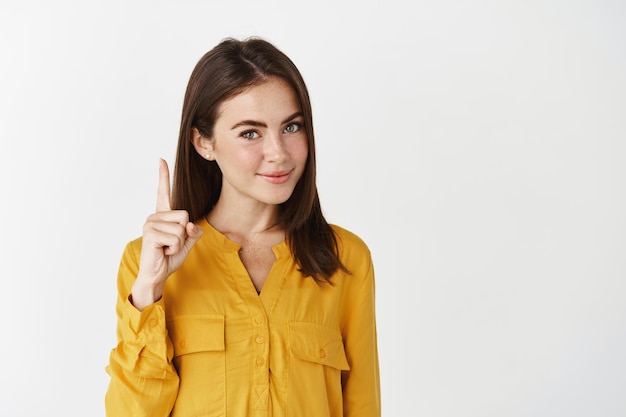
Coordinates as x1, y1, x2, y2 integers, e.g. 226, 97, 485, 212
258, 170, 293, 184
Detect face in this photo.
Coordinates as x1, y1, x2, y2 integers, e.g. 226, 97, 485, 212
196, 77, 309, 209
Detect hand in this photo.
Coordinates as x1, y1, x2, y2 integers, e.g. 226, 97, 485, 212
131, 159, 203, 310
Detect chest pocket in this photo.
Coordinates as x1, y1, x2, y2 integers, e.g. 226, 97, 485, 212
287, 322, 350, 416
168, 314, 226, 417
289, 322, 350, 371
288, 321, 350, 370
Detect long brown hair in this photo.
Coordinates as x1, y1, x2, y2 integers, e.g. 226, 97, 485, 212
171, 37, 346, 283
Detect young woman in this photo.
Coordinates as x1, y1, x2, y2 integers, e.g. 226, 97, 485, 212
105, 37, 380, 417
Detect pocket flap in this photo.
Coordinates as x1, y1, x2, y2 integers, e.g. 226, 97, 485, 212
168, 314, 225, 356
288, 322, 350, 370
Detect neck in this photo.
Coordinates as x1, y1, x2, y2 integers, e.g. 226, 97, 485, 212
207, 198, 281, 236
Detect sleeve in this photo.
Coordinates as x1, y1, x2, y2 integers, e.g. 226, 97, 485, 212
341, 251, 381, 417
104, 240, 179, 417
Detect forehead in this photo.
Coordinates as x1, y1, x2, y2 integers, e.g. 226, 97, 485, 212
216, 77, 301, 123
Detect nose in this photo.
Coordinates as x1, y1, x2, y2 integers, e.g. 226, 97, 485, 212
265, 131, 288, 163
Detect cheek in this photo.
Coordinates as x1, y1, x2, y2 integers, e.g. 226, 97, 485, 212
290, 138, 309, 165
225, 146, 261, 166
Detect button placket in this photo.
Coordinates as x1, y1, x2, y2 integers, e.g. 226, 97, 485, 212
252, 311, 269, 410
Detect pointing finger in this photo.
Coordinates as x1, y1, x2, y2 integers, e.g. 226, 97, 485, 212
156, 158, 172, 212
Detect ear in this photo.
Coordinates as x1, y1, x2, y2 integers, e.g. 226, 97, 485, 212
191, 127, 215, 161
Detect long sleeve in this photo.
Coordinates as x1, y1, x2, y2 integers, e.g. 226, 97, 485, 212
341, 252, 381, 417
105, 240, 179, 417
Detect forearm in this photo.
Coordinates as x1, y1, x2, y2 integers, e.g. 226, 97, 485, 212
105, 298, 179, 416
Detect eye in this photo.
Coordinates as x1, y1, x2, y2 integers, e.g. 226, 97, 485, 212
241, 130, 260, 140
284, 122, 302, 133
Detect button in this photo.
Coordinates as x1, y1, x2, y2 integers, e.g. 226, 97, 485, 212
149, 318, 159, 328
179, 340, 186, 349
255, 336, 264, 344
256, 358, 265, 367
319, 349, 326, 359
254, 315, 264, 324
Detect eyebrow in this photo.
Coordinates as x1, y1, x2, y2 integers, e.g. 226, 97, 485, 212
230, 112, 304, 130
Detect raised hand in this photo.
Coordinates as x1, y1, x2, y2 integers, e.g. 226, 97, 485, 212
131, 159, 203, 310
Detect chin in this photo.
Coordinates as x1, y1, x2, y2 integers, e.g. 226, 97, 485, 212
260, 189, 297, 206
263, 195, 294, 206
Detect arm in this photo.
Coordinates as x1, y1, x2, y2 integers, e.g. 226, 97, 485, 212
104, 240, 179, 417
105, 160, 202, 416
341, 254, 381, 417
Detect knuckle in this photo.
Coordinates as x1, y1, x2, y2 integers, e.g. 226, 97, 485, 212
173, 210, 190, 224
142, 221, 154, 234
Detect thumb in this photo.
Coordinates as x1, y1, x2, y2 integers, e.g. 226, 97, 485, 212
183, 222, 203, 251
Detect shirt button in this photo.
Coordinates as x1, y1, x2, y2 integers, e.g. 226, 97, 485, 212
254, 315, 264, 324
255, 336, 264, 344
319, 349, 326, 359
149, 318, 158, 328
256, 358, 265, 367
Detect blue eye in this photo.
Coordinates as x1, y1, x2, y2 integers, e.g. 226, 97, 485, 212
284, 123, 302, 133
241, 130, 260, 140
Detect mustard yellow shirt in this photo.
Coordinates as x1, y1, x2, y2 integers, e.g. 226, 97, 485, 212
105, 219, 380, 417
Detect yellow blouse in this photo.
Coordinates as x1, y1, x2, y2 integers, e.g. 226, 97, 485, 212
105, 219, 380, 417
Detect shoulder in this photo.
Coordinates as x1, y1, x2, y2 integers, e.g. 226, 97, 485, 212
127, 236, 144, 255
119, 236, 143, 268
330, 224, 372, 265
330, 225, 375, 294
331, 224, 369, 249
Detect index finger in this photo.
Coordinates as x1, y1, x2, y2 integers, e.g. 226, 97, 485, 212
156, 158, 172, 212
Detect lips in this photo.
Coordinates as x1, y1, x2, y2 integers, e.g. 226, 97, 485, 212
257, 169, 293, 184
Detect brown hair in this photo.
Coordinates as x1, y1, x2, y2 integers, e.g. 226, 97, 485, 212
171, 37, 346, 283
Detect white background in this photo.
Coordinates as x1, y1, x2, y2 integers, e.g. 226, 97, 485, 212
1, 0, 625, 416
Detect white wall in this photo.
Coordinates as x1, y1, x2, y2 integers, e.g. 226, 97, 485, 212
1, 0, 624, 415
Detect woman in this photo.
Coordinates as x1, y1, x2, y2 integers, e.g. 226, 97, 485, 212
105, 37, 380, 417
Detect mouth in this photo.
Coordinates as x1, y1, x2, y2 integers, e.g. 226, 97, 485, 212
257, 169, 294, 184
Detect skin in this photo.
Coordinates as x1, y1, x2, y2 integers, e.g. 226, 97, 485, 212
131, 77, 309, 310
